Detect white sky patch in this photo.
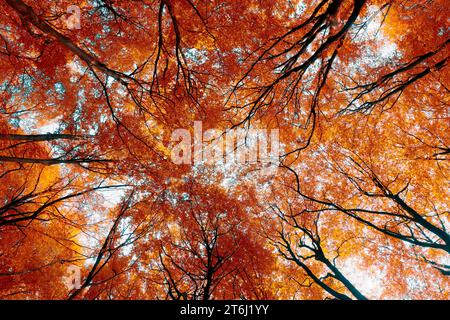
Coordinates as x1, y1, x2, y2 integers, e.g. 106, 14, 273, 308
35, 119, 61, 133
185, 48, 208, 65
98, 186, 128, 208
352, 5, 399, 65
290, 1, 306, 19
379, 42, 397, 59
341, 256, 385, 298
78, 184, 133, 269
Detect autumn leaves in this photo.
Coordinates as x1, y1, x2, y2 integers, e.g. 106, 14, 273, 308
0, 0, 449, 299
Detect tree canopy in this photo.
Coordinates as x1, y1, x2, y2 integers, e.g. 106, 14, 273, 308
0, 0, 448, 299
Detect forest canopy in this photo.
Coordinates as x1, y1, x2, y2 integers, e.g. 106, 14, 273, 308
0, 0, 448, 300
